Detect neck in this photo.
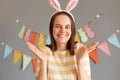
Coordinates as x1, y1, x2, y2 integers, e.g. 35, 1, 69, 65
56, 43, 67, 51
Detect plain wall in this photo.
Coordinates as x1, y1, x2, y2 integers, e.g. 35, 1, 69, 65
0, 0, 120, 80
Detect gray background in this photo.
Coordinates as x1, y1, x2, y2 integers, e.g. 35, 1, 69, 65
0, 0, 120, 80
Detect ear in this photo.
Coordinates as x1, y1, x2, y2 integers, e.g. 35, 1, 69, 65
48, 0, 61, 11
66, 0, 79, 11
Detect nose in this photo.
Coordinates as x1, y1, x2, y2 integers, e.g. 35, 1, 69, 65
60, 27, 65, 32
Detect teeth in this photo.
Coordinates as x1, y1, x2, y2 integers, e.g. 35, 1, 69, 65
58, 34, 66, 37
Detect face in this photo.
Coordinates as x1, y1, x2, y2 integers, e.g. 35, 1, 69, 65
53, 14, 72, 45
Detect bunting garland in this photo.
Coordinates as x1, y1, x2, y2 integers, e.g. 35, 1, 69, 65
0, 42, 39, 73
0, 26, 120, 73
0, 13, 120, 74
14, 15, 120, 65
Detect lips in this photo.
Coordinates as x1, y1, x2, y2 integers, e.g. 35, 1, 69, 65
57, 34, 67, 38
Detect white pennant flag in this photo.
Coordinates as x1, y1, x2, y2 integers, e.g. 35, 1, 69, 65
22, 54, 32, 71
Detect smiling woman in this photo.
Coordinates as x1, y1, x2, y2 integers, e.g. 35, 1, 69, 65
25, 0, 100, 80
27, 11, 98, 80
26, 1, 99, 78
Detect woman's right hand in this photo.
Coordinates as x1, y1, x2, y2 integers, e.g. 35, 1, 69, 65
26, 42, 47, 63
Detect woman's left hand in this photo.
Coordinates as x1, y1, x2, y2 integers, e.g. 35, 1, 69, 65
76, 42, 99, 64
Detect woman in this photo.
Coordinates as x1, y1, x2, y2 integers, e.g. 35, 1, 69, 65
27, 11, 98, 80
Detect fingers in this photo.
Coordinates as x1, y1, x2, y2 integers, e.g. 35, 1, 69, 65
26, 42, 32, 47
87, 42, 99, 49
87, 42, 99, 53
26, 42, 44, 59
26, 42, 38, 53
80, 45, 88, 52
26, 42, 37, 52
77, 45, 87, 56
76, 45, 88, 62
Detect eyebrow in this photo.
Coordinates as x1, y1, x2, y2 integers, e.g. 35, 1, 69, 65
54, 24, 71, 26
54, 24, 60, 25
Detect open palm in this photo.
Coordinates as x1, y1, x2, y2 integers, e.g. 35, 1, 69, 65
76, 42, 99, 63
26, 42, 47, 62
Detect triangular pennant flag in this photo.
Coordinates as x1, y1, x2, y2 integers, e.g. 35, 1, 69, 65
32, 57, 37, 73
18, 25, 26, 39
107, 33, 120, 48
3, 44, 13, 59
13, 50, 23, 64
22, 54, 32, 71
35, 59, 41, 76
97, 40, 111, 56
38, 33, 45, 47
89, 48, 99, 64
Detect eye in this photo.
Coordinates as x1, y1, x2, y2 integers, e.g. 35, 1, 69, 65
54, 24, 61, 29
65, 25, 71, 29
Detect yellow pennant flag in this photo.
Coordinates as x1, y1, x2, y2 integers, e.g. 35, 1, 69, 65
74, 34, 80, 43
38, 33, 44, 47
13, 50, 23, 64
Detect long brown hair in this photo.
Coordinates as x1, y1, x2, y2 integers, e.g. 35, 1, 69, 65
48, 11, 76, 55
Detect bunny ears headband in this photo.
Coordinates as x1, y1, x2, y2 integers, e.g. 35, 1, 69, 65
48, 0, 79, 21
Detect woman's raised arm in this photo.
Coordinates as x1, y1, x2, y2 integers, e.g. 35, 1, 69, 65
26, 42, 47, 80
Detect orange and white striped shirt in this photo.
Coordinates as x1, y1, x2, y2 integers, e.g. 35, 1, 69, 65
35, 43, 91, 80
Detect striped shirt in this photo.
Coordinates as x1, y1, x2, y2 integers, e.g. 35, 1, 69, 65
35, 43, 91, 80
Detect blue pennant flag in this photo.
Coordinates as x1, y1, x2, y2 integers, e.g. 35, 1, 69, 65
107, 33, 120, 48
3, 44, 13, 59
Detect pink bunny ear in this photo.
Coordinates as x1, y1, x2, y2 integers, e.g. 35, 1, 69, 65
48, 0, 61, 11
66, 0, 79, 11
